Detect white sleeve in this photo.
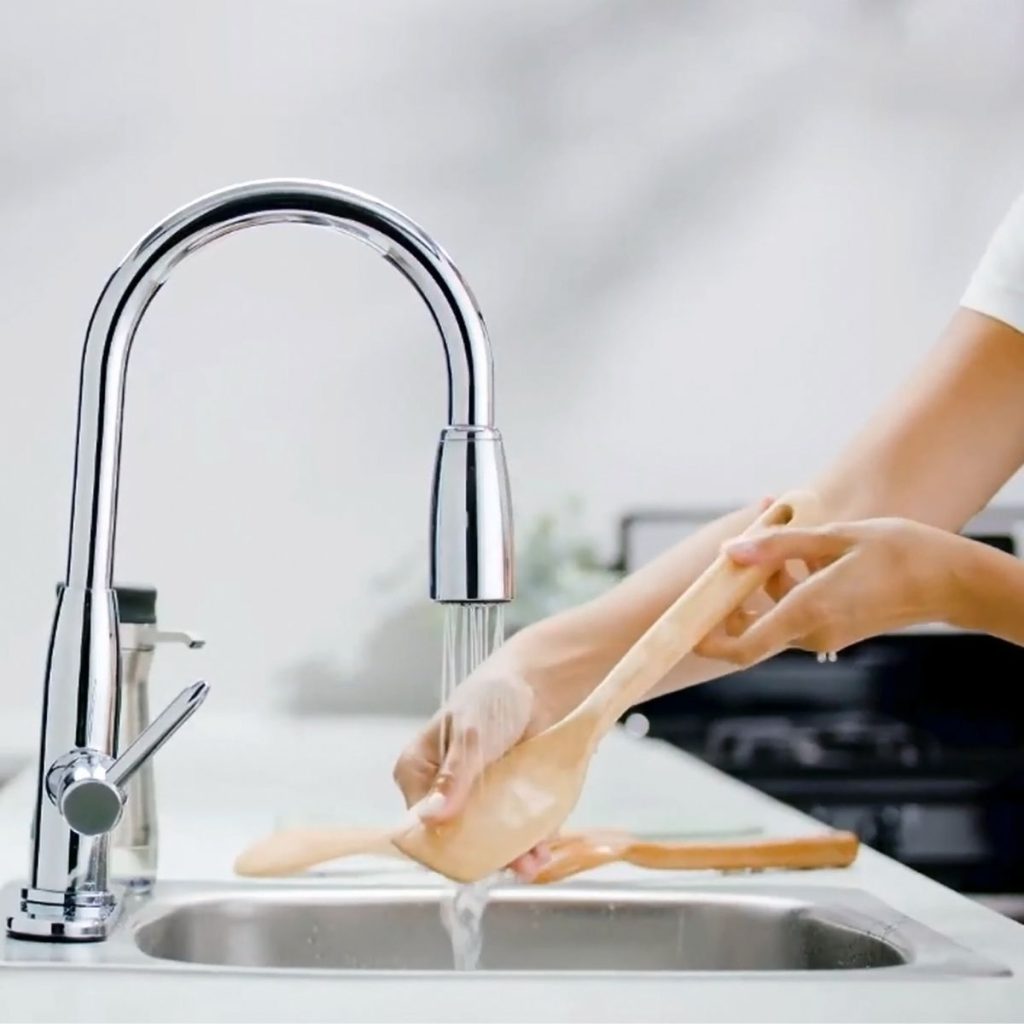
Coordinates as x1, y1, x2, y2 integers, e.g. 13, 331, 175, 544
960, 187, 1024, 335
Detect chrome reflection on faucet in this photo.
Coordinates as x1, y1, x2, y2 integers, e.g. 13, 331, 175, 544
7, 180, 515, 941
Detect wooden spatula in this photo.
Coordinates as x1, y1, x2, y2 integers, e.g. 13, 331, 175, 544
531, 829, 860, 884
393, 489, 824, 882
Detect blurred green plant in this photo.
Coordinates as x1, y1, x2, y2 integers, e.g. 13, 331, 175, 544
369, 495, 621, 636
503, 495, 621, 634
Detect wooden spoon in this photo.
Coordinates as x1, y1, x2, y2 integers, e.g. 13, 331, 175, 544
393, 489, 825, 882
532, 829, 860, 884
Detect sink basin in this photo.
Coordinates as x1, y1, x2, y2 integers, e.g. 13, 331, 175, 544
135, 885, 905, 972
1, 880, 1010, 978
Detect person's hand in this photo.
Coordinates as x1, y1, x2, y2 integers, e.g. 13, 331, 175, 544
392, 631, 585, 880
695, 516, 965, 665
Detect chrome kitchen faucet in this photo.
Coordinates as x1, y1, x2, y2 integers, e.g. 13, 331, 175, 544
7, 180, 514, 941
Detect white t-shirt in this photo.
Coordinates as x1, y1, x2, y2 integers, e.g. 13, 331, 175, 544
961, 190, 1024, 335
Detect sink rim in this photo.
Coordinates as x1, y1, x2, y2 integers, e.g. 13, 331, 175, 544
1, 879, 1012, 979
127, 880, 1012, 980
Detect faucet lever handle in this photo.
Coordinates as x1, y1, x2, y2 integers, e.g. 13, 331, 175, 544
49, 681, 209, 837
107, 681, 209, 789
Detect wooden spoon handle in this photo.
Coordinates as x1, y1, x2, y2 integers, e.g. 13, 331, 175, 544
234, 826, 401, 877
578, 488, 824, 738
532, 830, 859, 884
622, 831, 860, 871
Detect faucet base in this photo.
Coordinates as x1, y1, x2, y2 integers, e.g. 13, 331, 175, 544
6, 886, 121, 942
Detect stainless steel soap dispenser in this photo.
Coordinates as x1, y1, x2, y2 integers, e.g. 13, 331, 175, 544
110, 585, 204, 892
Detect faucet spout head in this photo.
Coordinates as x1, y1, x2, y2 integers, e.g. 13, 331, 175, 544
430, 426, 514, 603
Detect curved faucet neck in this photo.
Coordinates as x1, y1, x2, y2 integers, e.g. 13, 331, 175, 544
65, 179, 495, 590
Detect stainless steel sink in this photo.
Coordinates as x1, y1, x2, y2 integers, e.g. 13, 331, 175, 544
135, 885, 905, 972
0, 880, 1011, 977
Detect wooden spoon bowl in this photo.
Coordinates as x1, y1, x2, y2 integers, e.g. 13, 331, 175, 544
393, 714, 596, 883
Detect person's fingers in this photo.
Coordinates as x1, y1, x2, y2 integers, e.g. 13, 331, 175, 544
724, 526, 852, 569
396, 671, 537, 832
764, 566, 800, 603
509, 841, 552, 881
693, 623, 723, 659
392, 725, 441, 810
696, 619, 789, 666
724, 606, 756, 637
695, 620, 757, 659
805, 554, 835, 576
695, 628, 751, 662
419, 722, 484, 824
510, 850, 544, 881
696, 586, 776, 659
697, 579, 839, 668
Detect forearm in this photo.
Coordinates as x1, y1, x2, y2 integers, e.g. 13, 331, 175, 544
948, 536, 1024, 646
810, 309, 1024, 530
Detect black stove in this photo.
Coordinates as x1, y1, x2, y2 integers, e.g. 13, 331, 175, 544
703, 711, 930, 770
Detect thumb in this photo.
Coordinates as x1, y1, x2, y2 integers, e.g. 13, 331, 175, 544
723, 526, 851, 569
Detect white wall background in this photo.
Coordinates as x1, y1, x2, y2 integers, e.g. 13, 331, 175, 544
1, 0, 1023, 719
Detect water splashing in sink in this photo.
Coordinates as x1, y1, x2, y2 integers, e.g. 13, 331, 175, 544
440, 873, 501, 971
437, 604, 506, 970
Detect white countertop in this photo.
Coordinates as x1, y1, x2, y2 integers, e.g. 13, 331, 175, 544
1, 710, 1023, 1022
